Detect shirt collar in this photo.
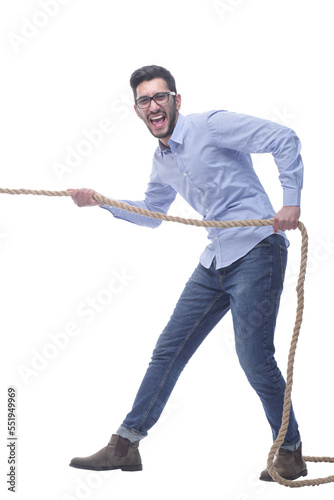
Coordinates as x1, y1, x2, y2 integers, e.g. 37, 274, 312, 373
158, 113, 185, 152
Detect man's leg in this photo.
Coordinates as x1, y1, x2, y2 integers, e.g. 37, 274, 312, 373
223, 234, 307, 480
118, 261, 231, 441
70, 262, 230, 470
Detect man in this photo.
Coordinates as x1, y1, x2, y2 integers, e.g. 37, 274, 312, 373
69, 65, 307, 481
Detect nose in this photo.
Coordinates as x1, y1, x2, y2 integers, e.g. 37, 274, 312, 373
148, 98, 160, 111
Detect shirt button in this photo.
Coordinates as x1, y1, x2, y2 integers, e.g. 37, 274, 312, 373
183, 173, 187, 176
174, 152, 177, 156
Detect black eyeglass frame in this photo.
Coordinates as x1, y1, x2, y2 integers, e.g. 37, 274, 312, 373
135, 91, 176, 109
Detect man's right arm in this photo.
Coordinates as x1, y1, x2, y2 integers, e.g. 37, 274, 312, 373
68, 168, 177, 229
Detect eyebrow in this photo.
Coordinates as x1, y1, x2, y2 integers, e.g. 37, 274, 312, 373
136, 90, 170, 99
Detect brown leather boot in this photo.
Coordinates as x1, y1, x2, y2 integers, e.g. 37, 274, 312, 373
69, 434, 142, 471
260, 443, 307, 482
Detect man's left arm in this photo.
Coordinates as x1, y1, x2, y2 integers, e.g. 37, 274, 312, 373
207, 111, 304, 233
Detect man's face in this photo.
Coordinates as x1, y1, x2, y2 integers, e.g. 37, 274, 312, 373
134, 78, 181, 146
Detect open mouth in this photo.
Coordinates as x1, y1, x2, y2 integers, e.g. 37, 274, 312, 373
150, 114, 166, 128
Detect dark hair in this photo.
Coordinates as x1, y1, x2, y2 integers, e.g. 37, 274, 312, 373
130, 65, 177, 100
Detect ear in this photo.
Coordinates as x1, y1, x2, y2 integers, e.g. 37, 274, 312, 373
175, 93, 181, 112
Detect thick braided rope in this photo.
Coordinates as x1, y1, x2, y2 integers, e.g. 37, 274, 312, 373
1, 187, 334, 487
0, 188, 274, 229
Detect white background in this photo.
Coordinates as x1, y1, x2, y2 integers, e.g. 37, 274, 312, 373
1, 1, 334, 499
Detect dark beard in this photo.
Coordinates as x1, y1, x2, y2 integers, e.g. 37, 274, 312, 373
147, 106, 177, 139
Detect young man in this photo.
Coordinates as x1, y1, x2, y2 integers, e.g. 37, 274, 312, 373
69, 65, 307, 481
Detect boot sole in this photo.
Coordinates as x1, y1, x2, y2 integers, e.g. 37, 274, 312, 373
69, 463, 143, 472
260, 468, 308, 482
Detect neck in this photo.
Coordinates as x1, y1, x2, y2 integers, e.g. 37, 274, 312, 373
159, 137, 171, 148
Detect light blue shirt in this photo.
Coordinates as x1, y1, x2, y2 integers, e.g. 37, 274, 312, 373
102, 111, 303, 268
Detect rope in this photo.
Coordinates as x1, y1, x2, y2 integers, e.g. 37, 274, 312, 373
1, 187, 334, 487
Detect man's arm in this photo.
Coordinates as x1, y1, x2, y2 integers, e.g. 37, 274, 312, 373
273, 206, 300, 233
68, 188, 103, 207
207, 111, 304, 232
68, 166, 177, 229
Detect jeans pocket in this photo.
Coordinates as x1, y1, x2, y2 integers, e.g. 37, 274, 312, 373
254, 236, 271, 248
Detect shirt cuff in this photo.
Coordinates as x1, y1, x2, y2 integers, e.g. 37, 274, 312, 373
283, 188, 301, 207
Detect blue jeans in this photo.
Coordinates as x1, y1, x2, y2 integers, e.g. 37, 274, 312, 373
118, 234, 301, 450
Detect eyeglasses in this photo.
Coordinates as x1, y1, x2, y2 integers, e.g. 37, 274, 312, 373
135, 92, 176, 109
